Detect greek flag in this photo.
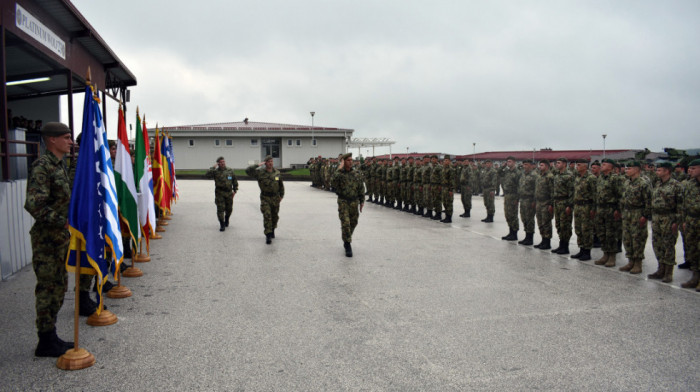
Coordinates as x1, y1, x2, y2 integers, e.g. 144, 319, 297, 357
66, 85, 123, 314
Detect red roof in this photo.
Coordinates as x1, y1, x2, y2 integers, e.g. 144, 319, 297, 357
455, 150, 631, 161
163, 120, 350, 132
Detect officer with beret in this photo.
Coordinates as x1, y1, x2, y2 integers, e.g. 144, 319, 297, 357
648, 162, 682, 283
246, 155, 284, 244
332, 153, 365, 257
618, 161, 652, 274
206, 156, 239, 231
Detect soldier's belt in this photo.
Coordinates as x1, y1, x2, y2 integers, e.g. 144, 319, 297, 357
261, 191, 280, 197
337, 194, 359, 202
216, 187, 232, 191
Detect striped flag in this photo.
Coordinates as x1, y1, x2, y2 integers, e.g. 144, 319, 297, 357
66, 86, 123, 314
134, 111, 156, 250
114, 106, 139, 251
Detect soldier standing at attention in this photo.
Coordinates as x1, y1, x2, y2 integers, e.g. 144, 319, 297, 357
332, 153, 365, 257
440, 155, 455, 223
551, 158, 574, 255
459, 159, 473, 218
205, 157, 239, 232
430, 155, 444, 221
480, 160, 497, 222
404, 157, 414, 212
534, 160, 554, 249
517, 160, 537, 245
246, 155, 284, 244
593, 159, 623, 267
24, 122, 93, 357
680, 159, 700, 289
413, 157, 424, 215
501, 156, 521, 241
571, 159, 597, 261
422, 155, 434, 218
618, 161, 652, 274
648, 162, 682, 283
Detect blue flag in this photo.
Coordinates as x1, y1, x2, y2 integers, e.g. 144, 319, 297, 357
66, 86, 123, 314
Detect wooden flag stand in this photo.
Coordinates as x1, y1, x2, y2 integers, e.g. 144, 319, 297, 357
57, 249, 95, 370
87, 298, 118, 326
133, 239, 151, 262
107, 263, 132, 299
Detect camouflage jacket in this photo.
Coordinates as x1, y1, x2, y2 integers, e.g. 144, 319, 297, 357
621, 176, 652, 219
332, 167, 365, 203
206, 166, 239, 193
535, 171, 553, 203
431, 164, 443, 185
413, 164, 423, 185
596, 172, 622, 208
501, 166, 521, 196
681, 178, 700, 220
574, 171, 597, 204
459, 165, 472, 187
441, 165, 454, 190
481, 167, 498, 191
246, 165, 284, 197
518, 170, 537, 200
422, 163, 433, 185
24, 151, 75, 231
552, 170, 574, 205
652, 177, 682, 222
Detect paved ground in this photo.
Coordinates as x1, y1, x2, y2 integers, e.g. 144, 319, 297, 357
1, 179, 698, 391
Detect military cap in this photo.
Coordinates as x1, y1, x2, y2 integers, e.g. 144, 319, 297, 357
484, 159, 492, 163
626, 160, 642, 168
216, 156, 225, 162
676, 162, 687, 169
431, 154, 438, 159
688, 159, 700, 167
340, 152, 352, 160
601, 158, 615, 165
423, 155, 430, 159
407, 156, 414, 160
538, 159, 550, 165
41, 122, 71, 137
556, 157, 568, 163
444, 154, 451, 160
393, 156, 399, 160
522, 160, 535, 165
575, 158, 588, 164
590, 160, 601, 166
506, 156, 517, 161
264, 155, 273, 162
656, 162, 673, 170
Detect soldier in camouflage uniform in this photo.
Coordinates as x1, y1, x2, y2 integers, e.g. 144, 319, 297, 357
593, 159, 623, 267
205, 156, 239, 231
246, 155, 285, 244
480, 160, 497, 222
378, 158, 388, 204
24, 122, 94, 357
571, 159, 597, 261
674, 163, 691, 270
680, 159, 700, 289
500, 157, 521, 241
648, 162, 682, 283
534, 160, 554, 249
459, 160, 473, 218
517, 160, 537, 246
332, 153, 365, 257
413, 158, 424, 215
422, 155, 434, 218
430, 155, 444, 220
618, 161, 652, 274
551, 158, 574, 255
403, 157, 414, 212
440, 156, 455, 223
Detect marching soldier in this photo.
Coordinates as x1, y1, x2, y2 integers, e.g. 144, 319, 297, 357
618, 161, 652, 274
648, 162, 682, 283
331, 153, 365, 257
500, 157, 521, 241
517, 160, 537, 245
534, 160, 554, 249
571, 159, 596, 261
551, 158, 574, 254
246, 155, 284, 244
205, 156, 239, 231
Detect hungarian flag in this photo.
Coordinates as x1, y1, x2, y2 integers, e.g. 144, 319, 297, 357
66, 85, 123, 313
114, 106, 139, 250
134, 111, 156, 250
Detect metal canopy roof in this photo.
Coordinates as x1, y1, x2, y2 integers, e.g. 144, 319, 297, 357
348, 137, 396, 148
2, 0, 137, 100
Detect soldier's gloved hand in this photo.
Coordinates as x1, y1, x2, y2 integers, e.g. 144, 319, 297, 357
614, 210, 621, 220
639, 217, 647, 227
547, 205, 553, 214
589, 210, 596, 219
531, 201, 536, 209
565, 207, 571, 215
671, 223, 678, 235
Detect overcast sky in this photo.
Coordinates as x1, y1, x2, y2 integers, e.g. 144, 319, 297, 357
69, 0, 700, 156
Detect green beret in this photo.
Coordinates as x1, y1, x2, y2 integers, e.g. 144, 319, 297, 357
601, 158, 615, 165
41, 122, 71, 137
627, 160, 642, 168
688, 159, 700, 167
443, 154, 451, 160
407, 156, 414, 160
393, 156, 399, 160
556, 157, 568, 163
216, 156, 225, 162
264, 155, 273, 162
341, 153, 352, 160
484, 159, 492, 163
539, 159, 550, 165
506, 156, 516, 161
590, 160, 601, 166
575, 158, 588, 164
657, 162, 673, 170
431, 154, 438, 159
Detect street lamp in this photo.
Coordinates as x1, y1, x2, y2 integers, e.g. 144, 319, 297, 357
473, 142, 476, 163
310, 111, 315, 147
602, 134, 607, 159
406, 147, 409, 155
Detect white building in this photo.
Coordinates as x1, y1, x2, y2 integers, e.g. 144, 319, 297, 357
164, 120, 354, 169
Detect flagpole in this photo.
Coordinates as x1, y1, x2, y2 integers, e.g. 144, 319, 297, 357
123, 239, 144, 277
134, 235, 151, 262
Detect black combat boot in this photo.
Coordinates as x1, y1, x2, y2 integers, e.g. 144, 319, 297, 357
225, 215, 230, 227
460, 209, 471, 218
592, 235, 601, 248
266, 233, 272, 245
35, 329, 69, 358
519, 233, 534, 246
481, 214, 493, 223
344, 241, 353, 257
79, 291, 98, 316
432, 211, 442, 220
678, 261, 691, 270
571, 249, 583, 259
219, 220, 225, 232
578, 249, 591, 261
554, 242, 569, 255
440, 214, 452, 223
502, 230, 517, 241
93, 279, 114, 294
539, 238, 551, 250
271, 230, 275, 239
395, 201, 402, 210
424, 209, 433, 218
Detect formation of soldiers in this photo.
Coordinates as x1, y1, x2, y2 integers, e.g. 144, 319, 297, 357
309, 154, 700, 290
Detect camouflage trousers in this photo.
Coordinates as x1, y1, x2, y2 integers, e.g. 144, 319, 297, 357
386, 182, 395, 203
574, 204, 594, 249
460, 186, 472, 211
423, 185, 432, 211
504, 194, 519, 231
519, 198, 536, 234
554, 201, 573, 242
214, 189, 233, 222
442, 189, 453, 216
402, 183, 411, 205
259, 195, 281, 234
483, 190, 495, 215
622, 209, 648, 260
683, 218, 699, 271
652, 215, 679, 266
379, 181, 386, 199
432, 185, 443, 213
337, 199, 360, 242
595, 206, 619, 253
31, 227, 91, 333
415, 185, 424, 208
369, 179, 378, 199
536, 202, 553, 239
